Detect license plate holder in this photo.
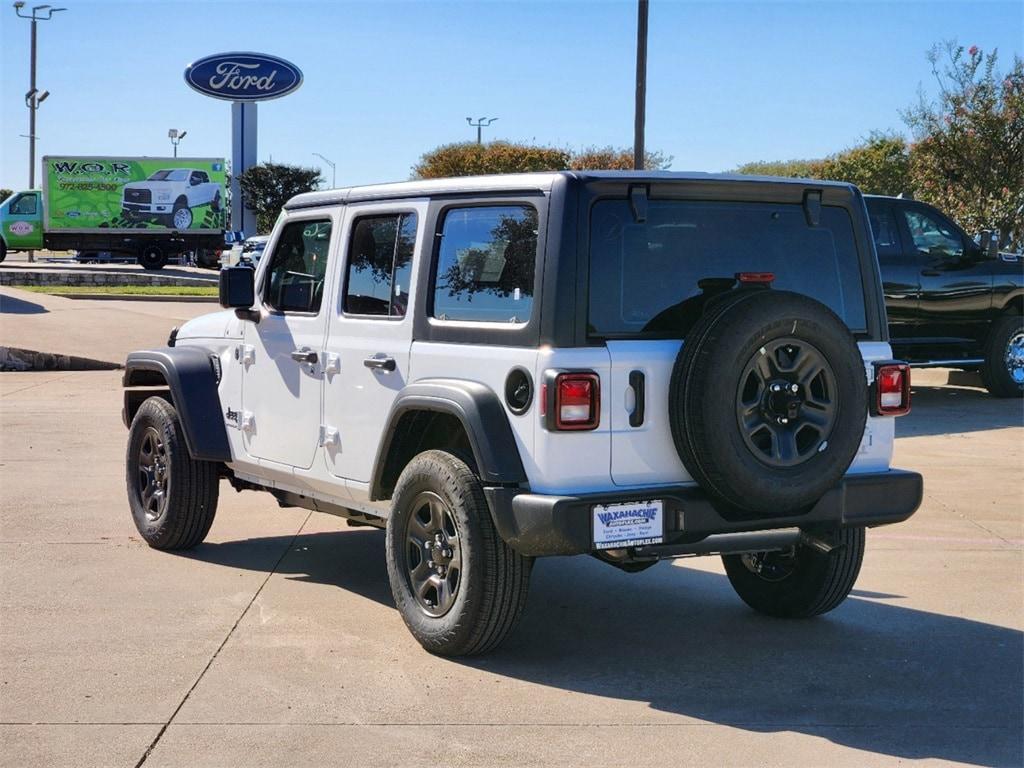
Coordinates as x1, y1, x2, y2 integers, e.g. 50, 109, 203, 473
592, 499, 664, 550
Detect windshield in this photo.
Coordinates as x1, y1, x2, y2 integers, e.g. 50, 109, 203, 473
147, 170, 189, 182
588, 199, 867, 338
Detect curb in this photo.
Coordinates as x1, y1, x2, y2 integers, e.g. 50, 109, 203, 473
51, 293, 219, 303
0, 346, 122, 372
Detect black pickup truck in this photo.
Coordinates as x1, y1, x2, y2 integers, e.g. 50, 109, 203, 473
865, 195, 1023, 397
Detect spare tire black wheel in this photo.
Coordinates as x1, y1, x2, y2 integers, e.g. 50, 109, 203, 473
670, 290, 867, 515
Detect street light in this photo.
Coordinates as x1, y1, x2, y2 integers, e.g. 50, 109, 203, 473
14, 1, 66, 262
168, 128, 187, 158
313, 152, 336, 188
466, 116, 498, 145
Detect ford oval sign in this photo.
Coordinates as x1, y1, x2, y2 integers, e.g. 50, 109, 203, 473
184, 52, 303, 102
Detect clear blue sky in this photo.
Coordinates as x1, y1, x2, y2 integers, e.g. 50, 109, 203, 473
1, 0, 1021, 191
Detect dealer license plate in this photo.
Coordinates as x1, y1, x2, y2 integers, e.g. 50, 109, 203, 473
592, 500, 664, 550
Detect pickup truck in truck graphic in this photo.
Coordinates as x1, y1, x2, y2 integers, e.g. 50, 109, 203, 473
122, 168, 222, 230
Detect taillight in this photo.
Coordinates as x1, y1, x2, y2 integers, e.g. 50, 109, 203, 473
737, 272, 775, 285
874, 362, 911, 416
546, 372, 600, 430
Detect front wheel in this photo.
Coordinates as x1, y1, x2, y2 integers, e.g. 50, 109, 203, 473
126, 396, 219, 550
385, 450, 532, 656
171, 200, 193, 230
981, 314, 1024, 398
722, 526, 865, 618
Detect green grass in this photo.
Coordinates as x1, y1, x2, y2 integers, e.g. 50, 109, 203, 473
19, 284, 218, 297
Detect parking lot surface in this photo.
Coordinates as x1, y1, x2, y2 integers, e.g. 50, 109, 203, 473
1, 370, 1021, 767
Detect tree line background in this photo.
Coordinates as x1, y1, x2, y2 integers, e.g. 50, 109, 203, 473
232, 42, 1020, 248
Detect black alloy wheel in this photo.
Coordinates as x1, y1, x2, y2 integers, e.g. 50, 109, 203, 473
403, 490, 463, 617
737, 337, 838, 468
136, 426, 171, 521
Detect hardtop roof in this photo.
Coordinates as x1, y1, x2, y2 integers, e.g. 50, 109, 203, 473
283, 170, 858, 210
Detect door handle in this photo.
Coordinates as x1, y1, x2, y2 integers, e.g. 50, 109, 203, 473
290, 348, 318, 364
920, 269, 941, 277
364, 355, 396, 372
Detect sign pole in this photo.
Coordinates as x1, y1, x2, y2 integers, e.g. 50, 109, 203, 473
231, 101, 258, 235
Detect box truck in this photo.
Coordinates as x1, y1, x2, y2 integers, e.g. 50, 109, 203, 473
0, 156, 227, 269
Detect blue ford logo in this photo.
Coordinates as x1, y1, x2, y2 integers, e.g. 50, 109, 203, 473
184, 52, 303, 102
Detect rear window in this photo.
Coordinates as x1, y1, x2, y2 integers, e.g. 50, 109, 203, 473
588, 199, 867, 338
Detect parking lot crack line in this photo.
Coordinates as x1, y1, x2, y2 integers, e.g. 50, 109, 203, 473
924, 491, 1015, 546
131, 511, 313, 768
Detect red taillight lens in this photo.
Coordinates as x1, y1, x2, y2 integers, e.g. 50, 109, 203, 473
875, 363, 911, 416
737, 271, 775, 284
554, 373, 600, 430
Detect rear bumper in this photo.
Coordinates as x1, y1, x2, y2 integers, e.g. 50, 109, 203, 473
484, 469, 923, 557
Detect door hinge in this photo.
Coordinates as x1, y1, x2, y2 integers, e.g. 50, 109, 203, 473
324, 353, 341, 375
234, 344, 255, 366
319, 425, 340, 448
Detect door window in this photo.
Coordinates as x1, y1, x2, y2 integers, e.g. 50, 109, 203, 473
432, 205, 538, 323
263, 219, 333, 313
9, 193, 37, 215
867, 204, 901, 258
902, 207, 964, 259
343, 213, 417, 317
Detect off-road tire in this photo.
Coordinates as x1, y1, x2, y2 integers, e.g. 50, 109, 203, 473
981, 314, 1024, 398
126, 396, 219, 550
211, 191, 222, 212
138, 245, 167, 270
722, 526, 865, 618
170, 198, 193, 230
385, 450, 532, 656
670, 289, 868, 515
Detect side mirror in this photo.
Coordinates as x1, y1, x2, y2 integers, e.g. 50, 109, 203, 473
219, 266, 258, 322
979, 230, 1000, 258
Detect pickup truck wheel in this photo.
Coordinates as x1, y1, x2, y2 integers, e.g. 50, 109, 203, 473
126, 396, 219, 550
172, 200, 193, 230
670, 290, 867, 515
981, 314, 1024, 398
0, 238, 6, 263
385, 450, 533, 656
722, 526, 864, 617
138, 245, 167, 270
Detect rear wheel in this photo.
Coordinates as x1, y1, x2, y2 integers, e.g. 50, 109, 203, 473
981, 314, 1024, 398
385, 450, 532, 656
722, 526, 865, 617
126, 397, 219, 550
138, 245, 167, 270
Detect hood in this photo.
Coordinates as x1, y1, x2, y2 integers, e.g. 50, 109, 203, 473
176, 309, 241, 342
124, 181, 177, 193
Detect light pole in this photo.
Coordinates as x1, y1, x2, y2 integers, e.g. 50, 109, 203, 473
466, 116, 498, 145
168, 128, 187, 158
633, 0, 648, 171
313, 152, 336, 188
14, 2, 66, 189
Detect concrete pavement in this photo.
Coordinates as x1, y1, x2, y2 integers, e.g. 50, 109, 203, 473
0, 286, 211, 366
0, 371, 1021, 767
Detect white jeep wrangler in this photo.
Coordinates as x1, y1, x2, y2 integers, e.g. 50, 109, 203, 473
123, 172, 922, 656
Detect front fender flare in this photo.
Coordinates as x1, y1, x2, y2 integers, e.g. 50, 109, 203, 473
122, 347, 230, 462
370, 379, 527, 501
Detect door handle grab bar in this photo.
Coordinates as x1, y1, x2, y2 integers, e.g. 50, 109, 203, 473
290, 348, 318, 364
364, 355, 396, 372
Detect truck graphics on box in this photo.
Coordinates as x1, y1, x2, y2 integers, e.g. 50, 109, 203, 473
44, 156, 227, 233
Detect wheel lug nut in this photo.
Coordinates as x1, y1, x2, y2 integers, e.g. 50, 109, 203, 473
428, 560, 434, 567
790, 384, 798, 393
779, 417, 788, 424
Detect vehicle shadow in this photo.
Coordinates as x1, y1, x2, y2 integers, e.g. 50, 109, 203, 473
187, 528, 1023, 767
898, 384, 1023, 437
0, 293, 49, 315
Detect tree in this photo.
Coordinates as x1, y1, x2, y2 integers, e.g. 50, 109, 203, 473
0, 189, 12, 203
411, 142, 672, 178
903, 42, 1024, 248
733, 159, 818, 178
236, 162, 323, 233
569, 145, 672, 171
810, 132, 911, 196
412, 142, 570, 179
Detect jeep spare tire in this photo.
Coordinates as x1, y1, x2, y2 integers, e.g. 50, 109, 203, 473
670, 290, 867, 515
